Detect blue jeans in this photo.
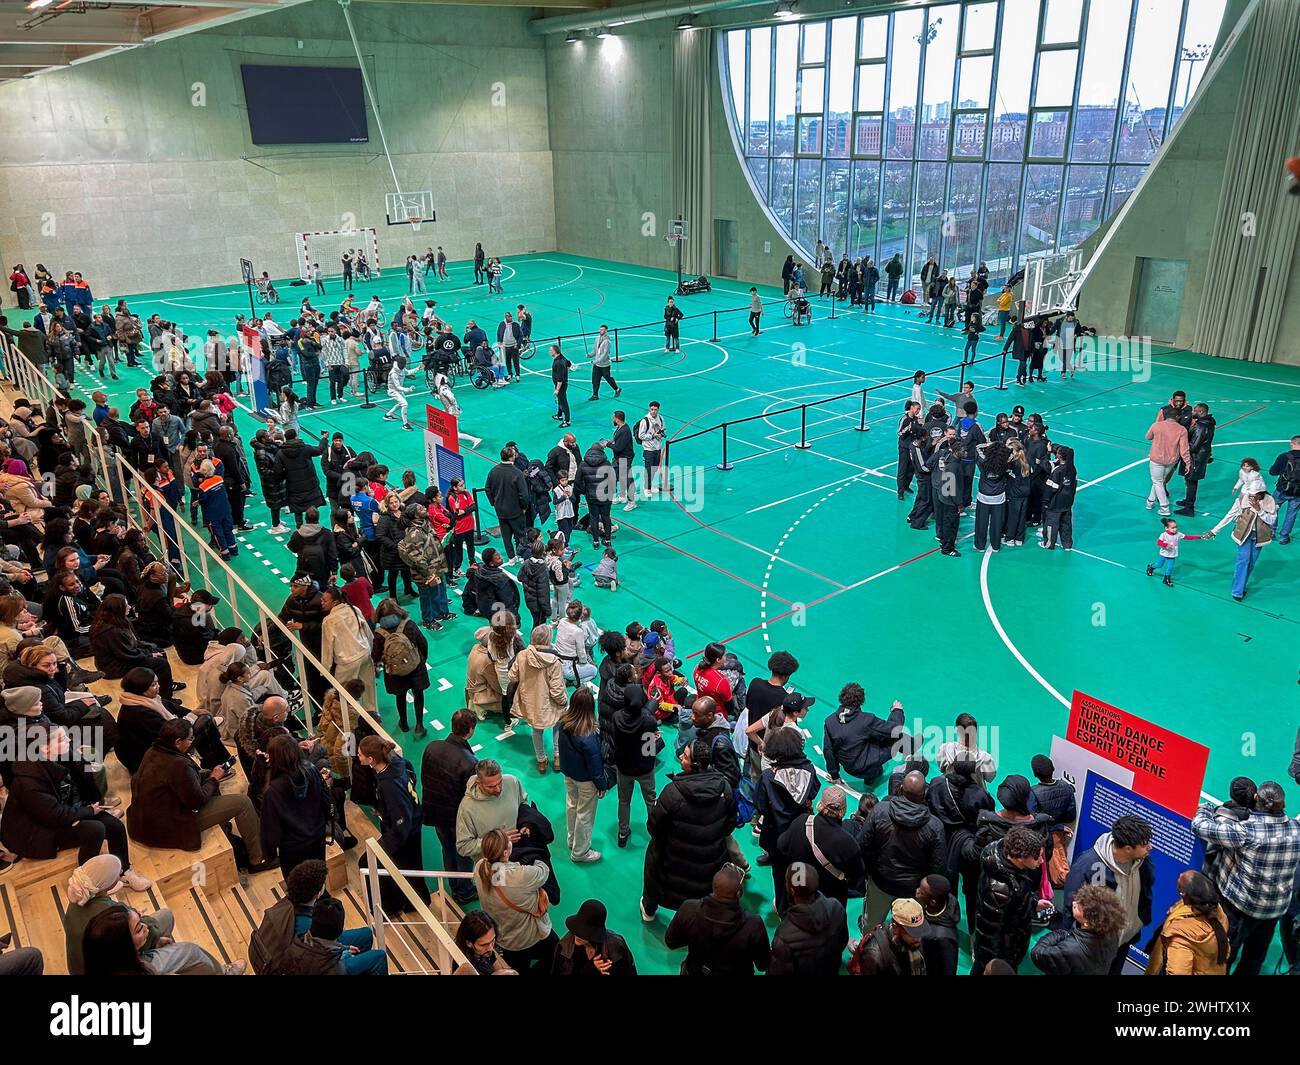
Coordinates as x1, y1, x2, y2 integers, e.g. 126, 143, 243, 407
293, 916, 388, 974
1152, 555, 1175, 577
1232, 532, 1261, 599
1276, 493, 1299, 543
434, 823, 476, 901
417, 580, 449, 623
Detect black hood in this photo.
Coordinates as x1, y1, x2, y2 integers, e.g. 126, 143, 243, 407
888, 794, 933, 830
783, 895, 839, 937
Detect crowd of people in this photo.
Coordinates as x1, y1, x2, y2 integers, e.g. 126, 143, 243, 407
0, 248, 1296, 980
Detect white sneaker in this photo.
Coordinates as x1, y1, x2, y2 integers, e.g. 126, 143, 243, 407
1145, 499, 1155, 510
267, 524, 289, 535
623, 502, 637, 512
121, 869, 152, 892
572, 851, 602, 863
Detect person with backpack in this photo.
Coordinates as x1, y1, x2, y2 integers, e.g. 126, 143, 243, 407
319, 583, 376, 708
635, 401, 667, 499
287, 506, 337, 586
357, 734, 430, 910
371, 597, 430, 739
1267, 434, 1300, 544
398, 503, 454, 630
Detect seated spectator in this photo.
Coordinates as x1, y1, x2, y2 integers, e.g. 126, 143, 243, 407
4, 644, 117, 747
115, 666, 230, 775
171, 589, 220, 666
42, 571, 98, 658
284, 859, 385, 976
131, 562, 175, 647
127, 717, 275, 873
88, 593, 181, 698
63, 855, 177, 976
280, 897, 350, 976
822, 685, 907, 787
0, 722, 149, 886
82, 904, 243, 976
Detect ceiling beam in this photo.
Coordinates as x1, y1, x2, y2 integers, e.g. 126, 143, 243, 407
61, 0, 286, 7
0, 44, 72, 65
0, 12, 150, 47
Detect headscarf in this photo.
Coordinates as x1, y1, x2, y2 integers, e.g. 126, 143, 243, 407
997, 774, 1033, 815
67, 854, 123, 906
3, 458, 30, 478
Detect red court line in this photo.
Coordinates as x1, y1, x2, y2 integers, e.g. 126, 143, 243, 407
1215, 405, 1266, 429
685, 542, 943, 657
613, 516, 797, 606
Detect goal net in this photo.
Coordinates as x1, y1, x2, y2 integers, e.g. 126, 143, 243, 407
294, 227, 383, 281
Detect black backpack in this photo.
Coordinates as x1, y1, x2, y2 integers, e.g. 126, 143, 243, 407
1277, 453, 1300, 498
249, 896, 298, 975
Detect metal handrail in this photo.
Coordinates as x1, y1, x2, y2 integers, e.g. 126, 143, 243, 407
362, 838, 472, 974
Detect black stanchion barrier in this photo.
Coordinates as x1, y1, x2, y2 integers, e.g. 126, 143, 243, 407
996, 344, 1009, 390
613, 330, 621, 363
471, 487, 493, 546
670, 348, 1006, 471
711, 311, 719, 342
830, 290, 838, 320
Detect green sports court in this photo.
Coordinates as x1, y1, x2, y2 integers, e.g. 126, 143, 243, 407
2, 0, 1299, 988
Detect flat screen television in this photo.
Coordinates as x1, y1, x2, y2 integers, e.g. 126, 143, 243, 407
240, 64, 369, 146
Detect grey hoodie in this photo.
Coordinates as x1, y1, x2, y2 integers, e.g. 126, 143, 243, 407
455, 772, 529, 860
1094, 830, 1145, 943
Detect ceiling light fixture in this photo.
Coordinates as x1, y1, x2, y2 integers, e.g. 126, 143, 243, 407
26, 0, 55, 10
774, 1, 798, 20
595, 27, 613, 38
565, 31, 580, 43
676, 15, 696, 31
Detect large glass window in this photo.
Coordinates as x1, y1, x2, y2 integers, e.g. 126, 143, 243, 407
721, 0, 1221, 278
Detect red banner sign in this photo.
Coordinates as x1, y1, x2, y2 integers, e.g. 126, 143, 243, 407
425, 404, 459, 453
1065, 691, 1209, 817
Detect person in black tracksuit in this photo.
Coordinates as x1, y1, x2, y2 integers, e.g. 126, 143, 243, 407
895, 402, 923, 500
972, 441, 1009, 552
906, 434, 936, 528
550, 345, 573, 427
1003, 441, 1033, 545
1024, 424, 1052, 526
1040, 445, 1076, 550
925, 437, 964, 556
663, 297, 684, 353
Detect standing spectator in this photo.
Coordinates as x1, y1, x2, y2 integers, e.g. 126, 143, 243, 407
1192, 781, 1300, 975
611, 669, 660, 848
357, 735, 429, 910
485, 446, 530, 563
884, 253, 903, 302
455, 759, 529, 861
473, 827, 556, 975
635, 401, 666, 499
664, 865, 771, 975
776, 786, 864, 912
1267, 434, 1300, 544
754, 728, 819, 913
557, 688, 605, 863
640, 738, 736, 923
1030, 883, 1127, 975
1175, 402, 1216, 515
576, 443, 615, 550
588, 324, 620, 400
372, 598, 430, 739
510, 625, 568, 774
915, 874, 960, 975
318, 583, 376, 708
421, 710, 479, 905
1205, 483, 1278, 601
551, 900, 636, 976
860, 770, 947, 930
1145, 869, 1230, 976
607, 410, 636, 510
971, 825, 1050, 975
663, 296, 684, 352
849, 897, 931, 976
551, 345, 573, 427
273, 428, 329, 528
497, 312, 522, 383
748, 287, 763, 335
1145, 411, 1191, 518
769, 863, 848, 975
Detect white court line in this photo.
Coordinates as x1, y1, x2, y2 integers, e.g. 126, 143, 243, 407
1146, 359, 1300, 389
1076, 457, 1146, 489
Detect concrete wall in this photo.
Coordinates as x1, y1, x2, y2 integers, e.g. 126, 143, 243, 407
547, 24, 806, 288
0, 1, 555, 296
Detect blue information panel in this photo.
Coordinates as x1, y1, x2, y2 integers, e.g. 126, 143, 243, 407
435, 444, 464, 499
1075, 771, 1206, 972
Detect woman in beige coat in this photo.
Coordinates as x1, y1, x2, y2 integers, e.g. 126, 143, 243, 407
509, 624, 567, 773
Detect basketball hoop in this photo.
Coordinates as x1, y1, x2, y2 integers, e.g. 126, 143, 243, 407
407, 214, 423, 233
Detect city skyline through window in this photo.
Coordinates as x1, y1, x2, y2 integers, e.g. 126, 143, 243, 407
720, 0, 1225, 284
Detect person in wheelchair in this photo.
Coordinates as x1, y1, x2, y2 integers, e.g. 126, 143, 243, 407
255, 273, 279, 304
469, 341, 496, 390
790, 290, 812, 326
354, 253, 372, 282
426, 323, 461, 374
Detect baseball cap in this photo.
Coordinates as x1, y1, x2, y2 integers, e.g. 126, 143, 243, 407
890, 897, 933, 939
782, 691, 816, 714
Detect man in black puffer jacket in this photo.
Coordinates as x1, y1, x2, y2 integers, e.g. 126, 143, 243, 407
972, 825, 1046, 974
611, 676, 660, 848
665, 864, 770, 975
575, 443, 615, 548
518, 551, 551, 633
769, 863, 848, 976
420, 710, 478, 904
273, 429, 328, 525
1030, 882, 1124, 975
860, 771, 946, 929
641, 738, 735, 921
